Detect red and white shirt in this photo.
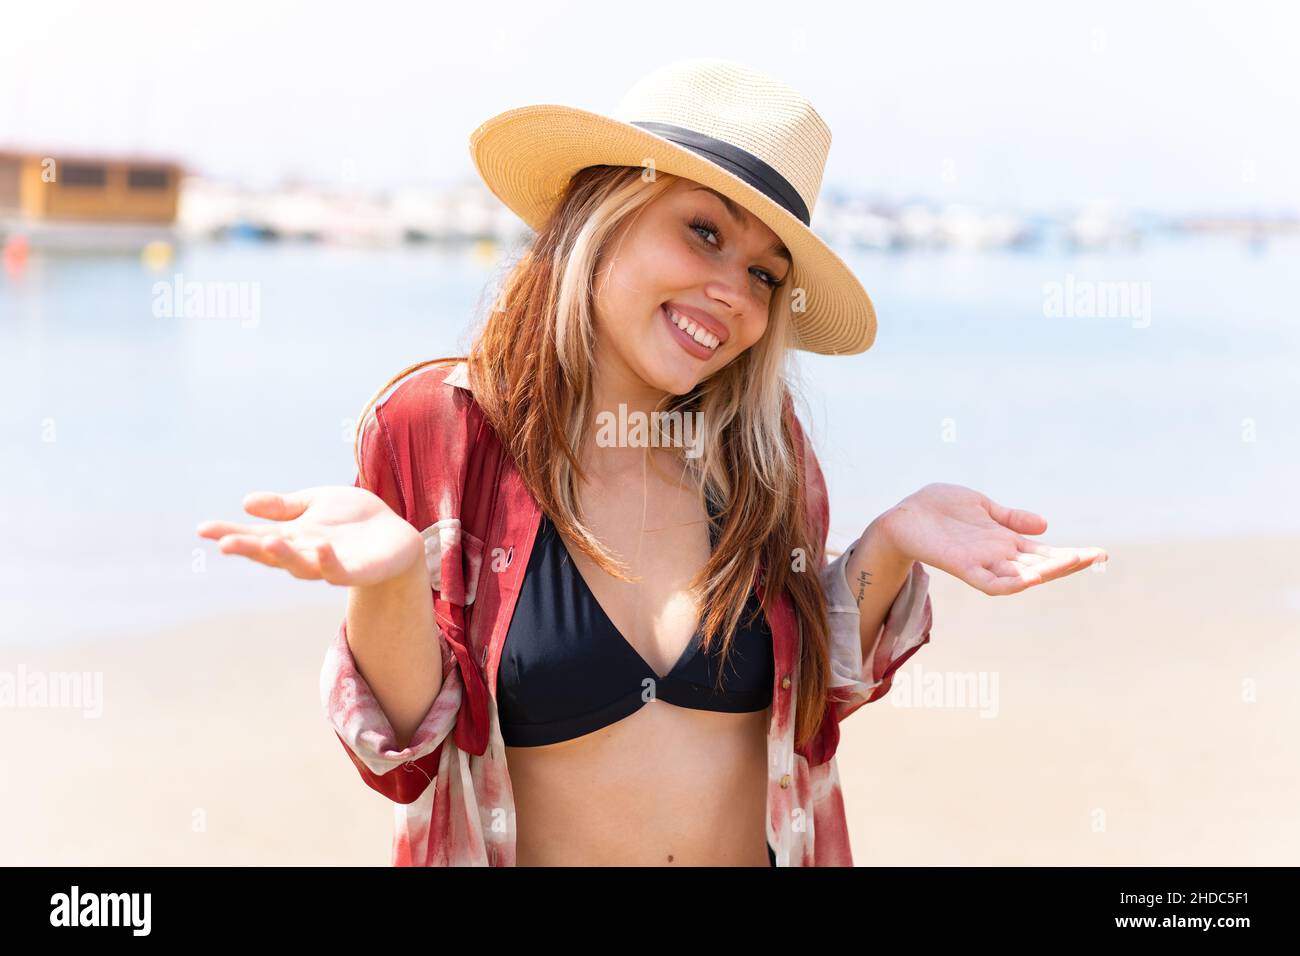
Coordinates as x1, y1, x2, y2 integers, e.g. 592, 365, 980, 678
320, 361, 933, 865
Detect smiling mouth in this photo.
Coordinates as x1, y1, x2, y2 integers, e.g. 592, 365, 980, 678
661, 303, 721, 357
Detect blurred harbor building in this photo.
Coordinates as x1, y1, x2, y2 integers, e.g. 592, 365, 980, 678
0, 150, 182, 253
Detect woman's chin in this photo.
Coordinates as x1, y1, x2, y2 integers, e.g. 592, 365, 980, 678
639, 354, 705, 396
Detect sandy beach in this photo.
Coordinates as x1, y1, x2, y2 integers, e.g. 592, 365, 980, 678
3, 532, 1298, 866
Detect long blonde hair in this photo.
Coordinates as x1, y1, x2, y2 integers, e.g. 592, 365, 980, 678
354, 165, 832, 752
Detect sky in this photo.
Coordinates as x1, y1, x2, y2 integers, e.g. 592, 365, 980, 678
2, 0, 1297, 213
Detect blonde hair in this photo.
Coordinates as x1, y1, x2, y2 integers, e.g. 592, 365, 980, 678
354, 165, 832, 751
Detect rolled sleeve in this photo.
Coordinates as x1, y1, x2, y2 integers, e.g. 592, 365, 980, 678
821, 536, 933, 722
320, 617, 463, 804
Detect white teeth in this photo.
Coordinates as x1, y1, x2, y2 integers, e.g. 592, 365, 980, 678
667, 307, 719, 350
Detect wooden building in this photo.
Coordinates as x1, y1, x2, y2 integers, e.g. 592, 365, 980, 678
0, 151, 181, 223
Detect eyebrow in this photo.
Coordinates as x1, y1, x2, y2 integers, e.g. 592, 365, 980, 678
690, 185, 792, 266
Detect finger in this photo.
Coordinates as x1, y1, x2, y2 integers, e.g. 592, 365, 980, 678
970, 564, 1032, 596
1008, 551, 1082, 582
262, 535, 324, 580
1017, 542, 1109, 569
243, 490, 312, 522
1064, 547, 1108, 570
215, 534, 287, 569
980, 548, 1107, 595
1013, 538, 1107, 561
1011, 551, 1052, 568
197, 519, 282, 541
991, 556, 1050, 585
1013, 544, 1080, 567
314, 540, 350, 584
1016, 539, 1056, 558
986, 499, 1048, 535
1009, 549, 1108, 586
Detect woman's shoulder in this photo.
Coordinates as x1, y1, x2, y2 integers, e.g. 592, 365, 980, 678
361, 359, 487, 528
371, 359, 480, 442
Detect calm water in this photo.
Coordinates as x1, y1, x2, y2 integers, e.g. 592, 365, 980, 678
2, 236, 1297, 644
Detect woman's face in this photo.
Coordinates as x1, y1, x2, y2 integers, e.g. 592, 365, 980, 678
591, 176, 792, 397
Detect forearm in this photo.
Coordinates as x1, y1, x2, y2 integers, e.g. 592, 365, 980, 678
345, 558, 442, 750
842, 511, 915, 665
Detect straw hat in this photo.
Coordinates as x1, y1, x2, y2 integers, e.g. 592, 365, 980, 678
468, 58, 876, 355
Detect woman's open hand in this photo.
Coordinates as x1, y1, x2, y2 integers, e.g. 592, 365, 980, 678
876, 482, 1108, 596
195, 487, 424, 588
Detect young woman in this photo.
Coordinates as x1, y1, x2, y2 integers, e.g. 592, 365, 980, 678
196, 60, 1106, 866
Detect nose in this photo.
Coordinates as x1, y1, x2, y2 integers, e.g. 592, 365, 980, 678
704, 267, 764, 320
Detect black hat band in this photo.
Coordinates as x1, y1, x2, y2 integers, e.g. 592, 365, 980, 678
630, 120, 811, 227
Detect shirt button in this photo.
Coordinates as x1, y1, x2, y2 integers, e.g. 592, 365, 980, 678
780, 774, 791, 789
781, 675, 791, 690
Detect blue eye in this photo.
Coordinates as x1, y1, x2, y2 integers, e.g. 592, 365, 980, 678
689, 215, 721, 246
688, 216, 786, 290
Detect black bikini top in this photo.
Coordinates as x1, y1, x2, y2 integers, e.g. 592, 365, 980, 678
497, 498, 775, 747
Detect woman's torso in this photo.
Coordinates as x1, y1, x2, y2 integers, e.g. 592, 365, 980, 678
500, 455, 774, 865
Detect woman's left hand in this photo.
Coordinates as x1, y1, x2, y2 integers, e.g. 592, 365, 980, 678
875, 482, 1108, 596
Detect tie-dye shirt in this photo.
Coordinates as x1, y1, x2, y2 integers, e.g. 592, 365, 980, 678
320, 361, 933, 865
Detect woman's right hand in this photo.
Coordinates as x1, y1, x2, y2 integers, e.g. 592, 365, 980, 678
195, 487, 424, 588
